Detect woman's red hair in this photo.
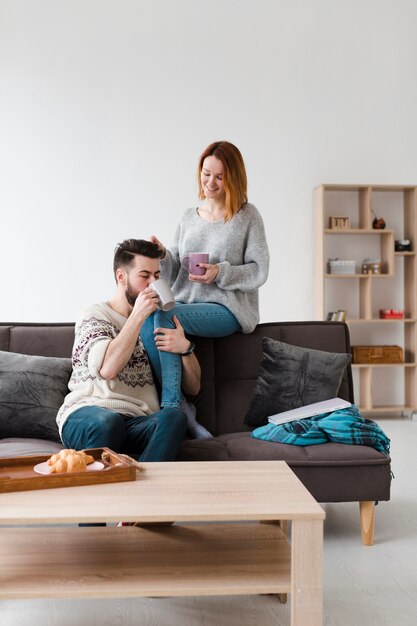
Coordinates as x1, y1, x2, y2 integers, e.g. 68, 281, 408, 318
197, 141, 248, 221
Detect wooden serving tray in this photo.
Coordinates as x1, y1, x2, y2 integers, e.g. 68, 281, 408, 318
0, 448, 137, 493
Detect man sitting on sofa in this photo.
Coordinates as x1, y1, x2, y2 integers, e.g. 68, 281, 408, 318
56, 238, 201, 461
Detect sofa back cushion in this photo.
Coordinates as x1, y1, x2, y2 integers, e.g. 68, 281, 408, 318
191, 322, 353, 436
0, 324, 75, 357
0, 321, 353, 438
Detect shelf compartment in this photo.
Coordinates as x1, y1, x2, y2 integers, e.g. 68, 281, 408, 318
348, 319, 417, 323
324, 229, 395, 235
353, 363, 416, 368
360, 406, 415, 415
325, 229, 395, 277
325, 274, 394, 278
0, 524, 291, 599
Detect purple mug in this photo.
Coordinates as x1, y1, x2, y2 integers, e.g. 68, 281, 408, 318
181, 253, 209, 276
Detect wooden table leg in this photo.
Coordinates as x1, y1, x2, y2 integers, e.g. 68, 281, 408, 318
291, 519, 323, 626
260, 520, 289, 603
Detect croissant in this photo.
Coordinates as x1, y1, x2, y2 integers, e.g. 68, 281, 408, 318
76, 450, 95, 464
47, 449, 95, 473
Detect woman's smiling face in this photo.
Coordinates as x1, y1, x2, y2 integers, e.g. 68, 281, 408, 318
200, 156, 225, 200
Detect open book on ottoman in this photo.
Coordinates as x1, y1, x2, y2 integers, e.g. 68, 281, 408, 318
267, 397, 352, 426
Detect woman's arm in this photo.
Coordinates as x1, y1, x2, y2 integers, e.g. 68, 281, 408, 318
151, 224, 182, 285
215, 209, 270, 291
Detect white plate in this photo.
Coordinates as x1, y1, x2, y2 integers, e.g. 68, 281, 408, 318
33, 461, 104, 475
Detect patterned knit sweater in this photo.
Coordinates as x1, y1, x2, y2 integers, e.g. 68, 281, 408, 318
56, 302, 160, 436
160, 203, 269, 333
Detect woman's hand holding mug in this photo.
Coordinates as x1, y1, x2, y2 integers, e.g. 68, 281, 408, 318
181, 252, 219, 284
189, 263, 219, 284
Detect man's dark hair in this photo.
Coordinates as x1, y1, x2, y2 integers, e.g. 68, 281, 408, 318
113, 239, 163, 281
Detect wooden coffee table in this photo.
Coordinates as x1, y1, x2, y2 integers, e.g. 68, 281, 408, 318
0, 461, 325, 625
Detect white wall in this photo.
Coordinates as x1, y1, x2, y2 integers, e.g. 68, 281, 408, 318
1, 0, 417, 323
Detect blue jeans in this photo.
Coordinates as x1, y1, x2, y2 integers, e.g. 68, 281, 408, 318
141, 302, 241, 407
61, 406, 187, 462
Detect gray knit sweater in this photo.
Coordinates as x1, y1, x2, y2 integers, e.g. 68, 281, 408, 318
160, 203, 269, 333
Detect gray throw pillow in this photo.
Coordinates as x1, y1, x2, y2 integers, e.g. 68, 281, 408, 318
0, 351, 72, 443
245, 337, 351, 428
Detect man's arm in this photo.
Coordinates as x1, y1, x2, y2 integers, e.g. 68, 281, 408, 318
180, 350, 201, 396
100, 289, 159, 380
154, 315, 201, 396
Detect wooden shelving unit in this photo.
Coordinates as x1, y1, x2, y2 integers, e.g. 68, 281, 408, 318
314, 184, 417, 417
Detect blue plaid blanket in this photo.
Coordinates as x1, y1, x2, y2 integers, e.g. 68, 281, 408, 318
251, 405, 390, 455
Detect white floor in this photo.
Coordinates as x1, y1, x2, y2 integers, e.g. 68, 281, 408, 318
1, 418, 416, 626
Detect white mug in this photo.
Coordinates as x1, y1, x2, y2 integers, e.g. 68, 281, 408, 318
149, 279, 175, 312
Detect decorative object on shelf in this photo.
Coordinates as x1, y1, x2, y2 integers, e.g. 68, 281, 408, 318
379, 309, 404, 319
328, 259, 356, 275
395, 239, 412, 252
371, 209, 386, 230
327, 310, 346, 321
351, 345, 404, 364
361, 258, 382, 274
329, 216, 350, 230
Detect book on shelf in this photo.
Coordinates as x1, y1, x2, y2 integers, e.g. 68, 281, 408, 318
326, 310, 346, 322
267, 397, 352, 426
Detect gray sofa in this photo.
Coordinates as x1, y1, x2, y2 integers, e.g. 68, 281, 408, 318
0, 321, 391, 544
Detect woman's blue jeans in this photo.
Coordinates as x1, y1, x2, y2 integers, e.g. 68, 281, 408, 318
61, 406, 187, 462
141, 302, 241, 407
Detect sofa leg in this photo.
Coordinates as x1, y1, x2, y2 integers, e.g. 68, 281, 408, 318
360, 500, 375, 546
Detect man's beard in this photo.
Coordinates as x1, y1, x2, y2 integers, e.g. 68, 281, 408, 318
125, 279, 139, 307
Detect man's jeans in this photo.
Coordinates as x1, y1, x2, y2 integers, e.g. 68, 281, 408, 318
62, 406, 187, 462
141, 302, 241, 407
